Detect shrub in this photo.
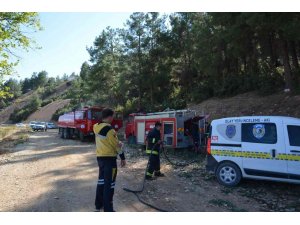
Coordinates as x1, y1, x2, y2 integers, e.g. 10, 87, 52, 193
41, 86, 56, 99
41, 99, 52, 107
9, 96, 41, 122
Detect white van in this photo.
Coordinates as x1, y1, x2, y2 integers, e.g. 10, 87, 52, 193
206, 116, 300, 186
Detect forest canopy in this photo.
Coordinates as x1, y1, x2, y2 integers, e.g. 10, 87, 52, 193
73, 12, 300, 114
2, 12, 300, 115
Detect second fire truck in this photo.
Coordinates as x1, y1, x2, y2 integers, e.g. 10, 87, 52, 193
125, 109, 209, 149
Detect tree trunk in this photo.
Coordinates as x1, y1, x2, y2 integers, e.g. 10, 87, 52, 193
138, 34, 142, 108
269, 34, 277, 67
279, 37, 293, 92
289, 40, 299, 70
150, 67, 154, 109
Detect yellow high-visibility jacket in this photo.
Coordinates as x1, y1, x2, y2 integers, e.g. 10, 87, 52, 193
93, 122, 122, 158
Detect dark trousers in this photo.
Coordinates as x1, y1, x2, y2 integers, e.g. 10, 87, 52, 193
146, 154, 160, 177
95, 157, 117, 212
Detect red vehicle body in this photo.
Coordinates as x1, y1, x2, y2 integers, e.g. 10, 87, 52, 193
125, 110, 209, 149
58, 106, 123, 141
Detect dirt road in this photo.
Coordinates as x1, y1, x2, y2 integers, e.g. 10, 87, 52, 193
1, 130, 300, 212
0, 130, 152, 212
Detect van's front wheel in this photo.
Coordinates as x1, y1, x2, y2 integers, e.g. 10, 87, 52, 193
216, 162, 242, 187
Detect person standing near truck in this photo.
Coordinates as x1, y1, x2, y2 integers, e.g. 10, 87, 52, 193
191, 120, 200, 153
93, 108, 126, 212
145, 121, 165, 180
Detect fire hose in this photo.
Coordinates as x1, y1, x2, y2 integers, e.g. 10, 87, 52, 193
122, 143, 168, 212
161, 145, 201, 167
122, 142, 202, 212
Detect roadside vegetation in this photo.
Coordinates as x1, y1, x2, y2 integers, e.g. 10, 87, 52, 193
0, 125, 30, 141
0, 125, 30, 154
0, 126, 17, 140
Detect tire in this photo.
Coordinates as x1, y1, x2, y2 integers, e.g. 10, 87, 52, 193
215, 161, 242, 187
60, 128, 64, 138
63, 128, 70, 139
79, 131, 85, 142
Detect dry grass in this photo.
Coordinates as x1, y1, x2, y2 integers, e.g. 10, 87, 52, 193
0, 126, 30, 154
189, 91, 300, 121
0, 126, 17, 141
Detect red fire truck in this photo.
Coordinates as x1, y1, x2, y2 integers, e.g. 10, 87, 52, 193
58, 106, 123, 141
125, 109, 209, 149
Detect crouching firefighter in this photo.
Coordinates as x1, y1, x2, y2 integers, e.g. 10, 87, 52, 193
93, 108, 126, 212
145, 121, 165, 180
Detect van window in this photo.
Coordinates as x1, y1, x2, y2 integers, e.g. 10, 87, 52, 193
287, 125, 300, 147
242, 123, 277, 144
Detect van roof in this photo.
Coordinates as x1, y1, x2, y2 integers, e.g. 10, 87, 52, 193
212, 116, 300, 124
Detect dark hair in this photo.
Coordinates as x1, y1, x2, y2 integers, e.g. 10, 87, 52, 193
102, 108, 114, 119
155, 121, 162, 127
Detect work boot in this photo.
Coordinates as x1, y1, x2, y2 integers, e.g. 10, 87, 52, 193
145, 175, 155, 180
154, 171, 165, 177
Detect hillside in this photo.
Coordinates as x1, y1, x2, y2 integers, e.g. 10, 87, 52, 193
0, 82, 71, 124
26, 99, 70, 122
0, 90, 36, 124
189, 91, 300, 121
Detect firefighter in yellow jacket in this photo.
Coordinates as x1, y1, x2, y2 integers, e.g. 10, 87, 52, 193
93, 108, 126, 212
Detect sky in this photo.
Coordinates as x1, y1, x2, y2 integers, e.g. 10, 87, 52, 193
12, 12, 132, 80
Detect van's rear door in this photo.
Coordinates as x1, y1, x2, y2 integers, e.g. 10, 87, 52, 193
242, 120, 288, 179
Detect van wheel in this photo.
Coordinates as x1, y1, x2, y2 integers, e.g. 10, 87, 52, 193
216, 162, 242, 187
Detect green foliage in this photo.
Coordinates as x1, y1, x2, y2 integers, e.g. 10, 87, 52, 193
41, 86, 55, 99
9, 95, 41, 122
7, 13, 298, 118
0, 12, 42, 97
77, 12, 299, 116
0, 78, 22, 109
4, 78, 22, 98
41, 99, 52, 107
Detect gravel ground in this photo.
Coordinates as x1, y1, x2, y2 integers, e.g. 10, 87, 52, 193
1, 129, 300, 212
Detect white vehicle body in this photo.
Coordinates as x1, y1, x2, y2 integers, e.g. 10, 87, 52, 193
29, 121, 37, 128
15, 123, 26, 127
206, 116, 300, 186
46, 122, 56, 129
32, 122, 47, 131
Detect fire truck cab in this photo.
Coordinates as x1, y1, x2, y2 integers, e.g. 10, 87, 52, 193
125, 109, 208, 149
